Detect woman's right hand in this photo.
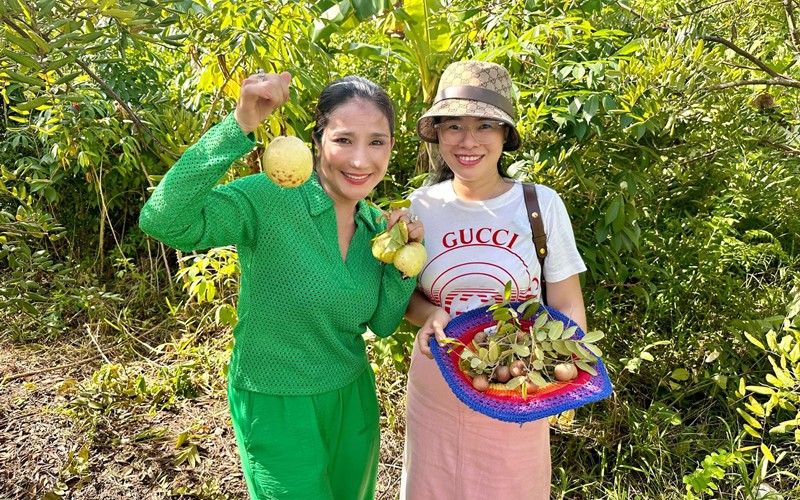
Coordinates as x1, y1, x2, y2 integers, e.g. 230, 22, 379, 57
417, 306, 451, 359
385, 208, 425, 244
234, 71, 292, 135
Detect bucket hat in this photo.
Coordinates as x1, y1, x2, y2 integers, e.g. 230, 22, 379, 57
417, 60, 521, 151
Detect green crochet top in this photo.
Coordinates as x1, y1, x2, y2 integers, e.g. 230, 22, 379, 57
139, 114, 416, 395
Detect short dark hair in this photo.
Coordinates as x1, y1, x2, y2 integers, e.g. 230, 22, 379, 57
312, 76, 395, 142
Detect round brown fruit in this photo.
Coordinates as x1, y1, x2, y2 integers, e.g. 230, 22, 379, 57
263, 136, 313, 188
509, 360, 527, 377
472, 374, 490, 392
554, 363, 578, 381
494, 365, 512, 383
473, 331, 488, 346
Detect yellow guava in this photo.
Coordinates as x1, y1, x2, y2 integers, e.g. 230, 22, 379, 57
393, 242, 427, 278
263, 136, 313, 188
371, 231, 401, 263
370, 220, 409, 264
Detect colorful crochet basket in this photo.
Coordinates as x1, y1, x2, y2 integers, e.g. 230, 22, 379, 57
431, 302, 613, 424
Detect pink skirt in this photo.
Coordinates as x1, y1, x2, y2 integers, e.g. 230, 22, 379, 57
400, 334, 552, 500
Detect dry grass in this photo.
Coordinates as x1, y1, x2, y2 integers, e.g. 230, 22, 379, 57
0, 330, 407, 500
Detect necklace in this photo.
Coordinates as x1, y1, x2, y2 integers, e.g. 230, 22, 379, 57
490, 178, 512, 199
455, 177, 512, 201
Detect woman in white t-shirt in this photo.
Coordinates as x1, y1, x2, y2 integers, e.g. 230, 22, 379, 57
400, 60, 588, 500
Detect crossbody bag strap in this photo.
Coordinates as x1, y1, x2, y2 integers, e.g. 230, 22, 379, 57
522, 182, 548, 304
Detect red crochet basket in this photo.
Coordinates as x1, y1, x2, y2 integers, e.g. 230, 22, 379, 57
431, 302, 613, 424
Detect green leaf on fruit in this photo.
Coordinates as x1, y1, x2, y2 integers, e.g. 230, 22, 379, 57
576, 360, 597, 376
548, 321, 565, 340
562, 325, 579, 340
389, 199, 411, 209
488, 342, 500, 363
511, 344, 530, 357
534, 312, 549, 329
506, 376, 525, 390
584, 343, 603, 357
551, 340, 572, 357
528, 371, 547, 387
581, 330, 605, 343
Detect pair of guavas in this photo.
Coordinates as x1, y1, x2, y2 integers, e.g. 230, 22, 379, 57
370, 221, 426, 278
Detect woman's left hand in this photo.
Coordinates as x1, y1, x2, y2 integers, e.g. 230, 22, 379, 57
417, 306, 450, 359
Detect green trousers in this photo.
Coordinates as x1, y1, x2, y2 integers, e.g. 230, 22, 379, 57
228, 366, 380, 500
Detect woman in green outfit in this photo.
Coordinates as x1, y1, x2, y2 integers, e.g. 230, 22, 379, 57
139, 71, 422, 499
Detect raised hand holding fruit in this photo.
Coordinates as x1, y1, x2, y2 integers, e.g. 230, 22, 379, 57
370, 216, 408, 264
234, 71, 291, 135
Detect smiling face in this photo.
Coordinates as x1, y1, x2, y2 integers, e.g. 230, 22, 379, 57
436, 116, 506, 185
315, 98, 394, 208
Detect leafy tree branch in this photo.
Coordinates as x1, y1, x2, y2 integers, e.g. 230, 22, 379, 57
704, 78, 800, 91
700, 35, 789, 79
1, 12, 175, 158
616, 2, 800, 90
786, 0, 800, 52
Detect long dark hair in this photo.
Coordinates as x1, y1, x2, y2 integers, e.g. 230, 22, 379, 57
311, 76, 395, 156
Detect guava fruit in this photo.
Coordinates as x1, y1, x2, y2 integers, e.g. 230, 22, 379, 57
263, 136, 313, 188
371, 231, 401, 263
370, 220, 409, 264
393, 241, 427, 278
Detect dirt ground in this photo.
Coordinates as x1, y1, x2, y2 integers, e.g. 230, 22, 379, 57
0, 336, 405, 500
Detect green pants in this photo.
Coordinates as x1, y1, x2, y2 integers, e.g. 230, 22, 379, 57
228, 367, 380, 500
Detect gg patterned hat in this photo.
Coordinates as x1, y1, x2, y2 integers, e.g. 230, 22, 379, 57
417, 60, 521, 151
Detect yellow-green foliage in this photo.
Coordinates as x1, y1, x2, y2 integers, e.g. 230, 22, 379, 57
739, 288, 800, 444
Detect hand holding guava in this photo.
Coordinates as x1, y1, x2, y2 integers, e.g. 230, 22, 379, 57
234, 71, 291, 135
370, 201, 427, 278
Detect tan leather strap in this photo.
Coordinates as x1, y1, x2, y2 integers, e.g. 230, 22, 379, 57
522, 183, 547, 304
435, 86, 516, 119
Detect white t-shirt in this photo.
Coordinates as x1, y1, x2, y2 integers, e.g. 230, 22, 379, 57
409, 180, 586, 317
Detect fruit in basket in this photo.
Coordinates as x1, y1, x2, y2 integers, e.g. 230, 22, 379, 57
509, 360, 527, 377
554, 363, 578, 381
472, 374, 490, 392
263, 136, 313, 188
445, 297, 604, 398
494, 365, 512, 383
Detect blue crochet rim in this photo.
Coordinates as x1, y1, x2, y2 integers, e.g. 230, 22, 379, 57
431, 302, 613, 424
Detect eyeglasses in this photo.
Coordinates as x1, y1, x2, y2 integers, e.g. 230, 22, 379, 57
433, 120, 507, 145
